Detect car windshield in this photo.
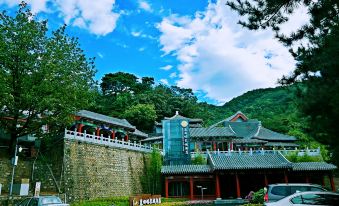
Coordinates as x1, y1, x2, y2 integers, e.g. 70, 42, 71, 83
41, 197, 62, 204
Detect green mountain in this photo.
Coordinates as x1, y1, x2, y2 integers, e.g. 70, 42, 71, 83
197, 86, 308, 141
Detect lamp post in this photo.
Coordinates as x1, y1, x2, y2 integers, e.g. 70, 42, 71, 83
9, 138, 22, 196
196, 185, 207, 200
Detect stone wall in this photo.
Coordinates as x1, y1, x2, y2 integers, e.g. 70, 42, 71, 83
63, 139, 148, 202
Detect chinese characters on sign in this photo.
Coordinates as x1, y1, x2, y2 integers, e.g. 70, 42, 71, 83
181, 121, 189, 155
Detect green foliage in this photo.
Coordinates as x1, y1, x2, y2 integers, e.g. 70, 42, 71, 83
71, 196, 129, 206
0, 2, 95, 151
251, 188, 265, 204
142, 148, 162, 194
285, 152, 323, 163
123, 104, 157, 132
192, 152, 206, 165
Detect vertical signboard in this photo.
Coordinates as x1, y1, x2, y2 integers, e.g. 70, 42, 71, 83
34, 182, 41, 197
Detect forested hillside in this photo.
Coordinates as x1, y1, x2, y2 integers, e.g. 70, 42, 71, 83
91, 72, 313, 146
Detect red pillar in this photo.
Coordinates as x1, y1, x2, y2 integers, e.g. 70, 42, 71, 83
215, 174, 221, 198
111, 130, 115, 139
329, 174, 336, 192
77, 123, 84, 133
235, 173, 241, 198
213, 142, 217, 151
230, 141, 233, 150
165, 178, 169, 198
284, 172, 288, 183
322, 175, 326, 187
190, 177, 194, 200
96, 128, 100, 136
264, 174, 268, 186
305, 175, 310, 183
125, 134, 129, 141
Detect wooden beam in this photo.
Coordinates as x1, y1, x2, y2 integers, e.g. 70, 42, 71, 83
329, 174, 336, 192
264, 174, 268, 186
235, 173, 241, 198
284, 172, 288, 183
165, 178, 169, 198
215, 174, 221, 198
190, 177, 194, 200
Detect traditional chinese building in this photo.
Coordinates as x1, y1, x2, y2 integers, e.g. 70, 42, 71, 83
158, 111, 337, 200
69, 110, 148, 142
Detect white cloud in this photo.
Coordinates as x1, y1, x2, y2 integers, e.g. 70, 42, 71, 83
160, 79, 169, 85
169, 72, 177, 78
157, 0, 306, 103
97, 52, 104, 58
0, 0, 49, 13
139, 0, 152, 12
160, 65, 173, 71
131, 31, 142, 37
138, 47, 145, 52
54, 0, 119, 36
0, 0, 120, 36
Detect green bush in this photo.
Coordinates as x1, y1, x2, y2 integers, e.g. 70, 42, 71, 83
71, 196, 129, 206
285, 152, 323, 162
251, 188, 265, 204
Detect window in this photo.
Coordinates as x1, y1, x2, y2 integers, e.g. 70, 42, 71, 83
41, 197, 62, 204
291, 195, 303, 204
17, 198, 31, 206
271, 186, 289, 196
309, 187, 326, 192
291, 186, 308, 194
28, 198, 38, 206
302, 194, 326, 205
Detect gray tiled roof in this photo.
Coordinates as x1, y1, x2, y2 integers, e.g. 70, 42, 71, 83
265, 142, 299, 147
76, 110, 135, 131
209, 153, 291, 170
225, 121, 260, 138
141, 136, 163, 142
292, 162, 337, 171
164, 113, 203, 123
233, 139, 267, 144
161, 165, 212, 174
255, 127, 296, 141
131, 129, 148, 138
190, 127, 235, 138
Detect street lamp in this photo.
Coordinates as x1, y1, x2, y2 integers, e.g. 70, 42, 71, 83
9, 138, 22, 196
196, 185, 207, 200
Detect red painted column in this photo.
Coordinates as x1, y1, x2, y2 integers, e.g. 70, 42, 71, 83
213, 142, 217, 151
329, 174, 336, 192
284, 172, 288, 183
190, 177, 194, 200
230, 141, 233, 150
264, 174, 268, 186
235, 173, 241, 198
77, 123, 84, 133
125, 134, 129, 141
215, 174, 221, 198
305, 175, 310, 183
96, 128, 100, 136
111, 130, 115, 139
165, 178, 169, 198
322, 175, 326, 187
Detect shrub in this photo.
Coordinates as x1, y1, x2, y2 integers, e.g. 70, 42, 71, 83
251, 188, 265, 204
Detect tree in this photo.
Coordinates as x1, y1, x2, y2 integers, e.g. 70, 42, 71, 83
142, 148, 162, 194
123, 104, 157, 132
227, 0, 339, 163
0, 2, 96, 153
100, 72, 138, 96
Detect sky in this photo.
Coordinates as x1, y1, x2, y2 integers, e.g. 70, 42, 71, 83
0, 0, 309, 105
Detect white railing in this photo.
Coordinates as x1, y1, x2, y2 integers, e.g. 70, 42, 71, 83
64, 129, 153, 153
191, 147, 321, 157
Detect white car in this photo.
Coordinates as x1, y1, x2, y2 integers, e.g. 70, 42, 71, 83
264, 191, 339, 206
16, 196, 69, 206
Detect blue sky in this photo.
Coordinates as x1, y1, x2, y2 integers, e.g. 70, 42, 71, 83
0, 0, 309, 105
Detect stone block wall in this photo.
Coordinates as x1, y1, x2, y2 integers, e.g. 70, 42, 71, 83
63, 139, 148, 202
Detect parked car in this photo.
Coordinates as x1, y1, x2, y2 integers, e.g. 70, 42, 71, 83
16, 196, 69, 206
264, 191, 339, 206
265, 183, 327, 202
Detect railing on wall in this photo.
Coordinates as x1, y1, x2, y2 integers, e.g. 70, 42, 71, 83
191, 147, 321, 157
64, 129, 153, 153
